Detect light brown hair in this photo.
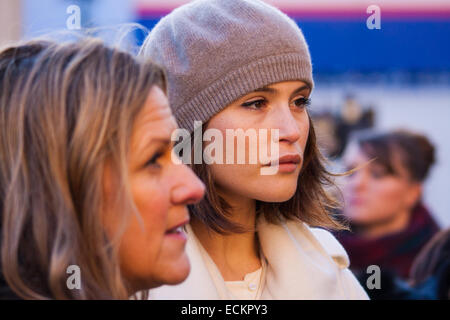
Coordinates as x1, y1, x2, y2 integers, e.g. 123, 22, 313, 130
0, 38, 165, 299
351, 129, 436, 183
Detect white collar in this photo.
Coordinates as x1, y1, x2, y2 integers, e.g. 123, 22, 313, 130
149, 216, 357, 300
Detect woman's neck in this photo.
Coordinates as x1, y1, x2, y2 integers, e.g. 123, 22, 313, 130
357, 209, 411, 239
190, 192, 261, 281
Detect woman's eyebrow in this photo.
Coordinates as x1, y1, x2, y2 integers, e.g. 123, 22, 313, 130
289, 85, 310, 99
251, 86, 277, 94
135, 136, 172, 155
146, 137, 172, 150
251, 84, 311, 97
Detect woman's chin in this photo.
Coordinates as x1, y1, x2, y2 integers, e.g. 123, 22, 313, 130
139, 254, 191, 290
255, 189, 297, 203
253, 177, 298, 202
251, 184, 297, 202
163, 255, 191, 285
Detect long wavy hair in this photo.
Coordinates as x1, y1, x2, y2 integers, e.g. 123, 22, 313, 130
0, 38, 165, 299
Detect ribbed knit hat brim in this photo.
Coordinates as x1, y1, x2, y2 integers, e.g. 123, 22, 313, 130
141, 0, 314, 133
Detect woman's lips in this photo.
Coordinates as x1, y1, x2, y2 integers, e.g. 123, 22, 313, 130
278, 154, 301, 165
277, 163, 299, 173
165, 220, 189, 241
263, 153, 301, 173
348, 198, 365, 206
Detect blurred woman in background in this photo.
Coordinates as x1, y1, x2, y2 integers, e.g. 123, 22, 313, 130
0, 38, 204, 299
336, 129, 440, 280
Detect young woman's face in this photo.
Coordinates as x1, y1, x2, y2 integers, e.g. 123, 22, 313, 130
206, 80, 311, 202
103, 86, 205, 292
342, 142, 420, 227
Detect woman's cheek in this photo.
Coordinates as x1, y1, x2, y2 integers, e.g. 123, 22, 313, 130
365, 182, 405, 221
129, 176, 171, 250
134, 186, 170, 242
131, 173, 169, 221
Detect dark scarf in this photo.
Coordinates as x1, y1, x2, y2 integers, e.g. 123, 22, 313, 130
335, 202, 440, 279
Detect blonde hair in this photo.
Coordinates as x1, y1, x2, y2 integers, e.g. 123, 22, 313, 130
0, 38, 165, 299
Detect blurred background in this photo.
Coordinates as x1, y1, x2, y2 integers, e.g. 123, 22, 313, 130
0, 0, 449, 228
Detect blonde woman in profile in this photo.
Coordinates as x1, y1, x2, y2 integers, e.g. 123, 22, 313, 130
0, 38, 204, 299
141, 0, 368, 299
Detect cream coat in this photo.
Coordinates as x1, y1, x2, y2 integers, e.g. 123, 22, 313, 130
149, 215, 369, 300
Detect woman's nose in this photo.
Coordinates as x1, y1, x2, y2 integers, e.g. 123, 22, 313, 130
170, 164, 205, 205
274, 106, 301, 144
349, 170, 368, 191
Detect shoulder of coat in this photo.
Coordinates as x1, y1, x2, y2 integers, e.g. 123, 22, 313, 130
308, 226, 350, 269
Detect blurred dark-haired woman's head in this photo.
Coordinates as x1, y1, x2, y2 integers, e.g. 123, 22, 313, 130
342, 129, 436, 237
337, 128, 440, 281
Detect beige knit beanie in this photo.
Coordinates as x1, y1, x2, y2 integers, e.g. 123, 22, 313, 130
140, 0, 314, 133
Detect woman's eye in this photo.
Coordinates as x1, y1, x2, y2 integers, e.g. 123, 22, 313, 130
145, 151, 164, 168
241, 99, 267, 109
370, 168, 387, 179
292, 97, 311, 109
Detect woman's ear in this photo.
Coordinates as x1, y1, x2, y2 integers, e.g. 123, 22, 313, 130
405, 183, 423, 209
